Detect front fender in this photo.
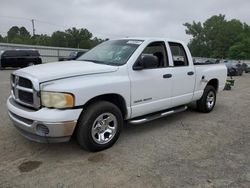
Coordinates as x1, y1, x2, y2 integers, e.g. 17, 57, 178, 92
40, 69, 131, 115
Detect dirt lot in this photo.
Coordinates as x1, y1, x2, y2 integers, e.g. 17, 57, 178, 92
0, 70, 249, 188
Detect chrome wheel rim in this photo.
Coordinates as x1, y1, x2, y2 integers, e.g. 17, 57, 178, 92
206, 91, 215, 109
91, 113, 117, 145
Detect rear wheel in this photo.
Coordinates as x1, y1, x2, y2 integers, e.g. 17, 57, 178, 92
76, 101, 123, 152
197, 85, 216, 113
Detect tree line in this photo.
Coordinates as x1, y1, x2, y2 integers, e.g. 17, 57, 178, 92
0, 26, 106, 49
0, 15, 249, 59
184, 14, 250, 60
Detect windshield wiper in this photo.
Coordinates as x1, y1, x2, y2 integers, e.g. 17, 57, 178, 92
79, 59, 103, 63
80, 59, 118, 66
79, 59, 95, 62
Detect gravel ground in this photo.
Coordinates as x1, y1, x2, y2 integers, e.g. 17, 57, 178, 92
0, 69, 249, 188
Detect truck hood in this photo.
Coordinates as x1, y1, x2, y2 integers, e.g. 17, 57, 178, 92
15, 61, 119, 82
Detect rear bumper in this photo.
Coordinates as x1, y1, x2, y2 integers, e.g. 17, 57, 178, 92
7, 97, 82, 143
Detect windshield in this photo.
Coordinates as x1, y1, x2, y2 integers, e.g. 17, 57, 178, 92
77, 39, 143, 65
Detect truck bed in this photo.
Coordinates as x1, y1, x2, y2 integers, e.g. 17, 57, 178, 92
194, 62, 220, 65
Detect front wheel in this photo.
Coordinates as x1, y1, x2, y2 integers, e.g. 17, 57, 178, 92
196, 85, 216, 113
76, 101, 123, 152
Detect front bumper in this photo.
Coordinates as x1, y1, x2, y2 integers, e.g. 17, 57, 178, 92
7, 97, 82, 143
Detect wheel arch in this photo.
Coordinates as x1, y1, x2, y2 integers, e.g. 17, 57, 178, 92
81, 93, 128, 119
206, 78, 219, 92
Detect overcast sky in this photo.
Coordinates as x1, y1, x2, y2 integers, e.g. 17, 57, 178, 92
0, 0, 249, 44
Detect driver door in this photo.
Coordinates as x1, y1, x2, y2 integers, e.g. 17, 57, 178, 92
128, 41, 173, 118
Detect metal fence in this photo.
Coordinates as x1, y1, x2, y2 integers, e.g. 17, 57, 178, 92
0, 43, 88, 63
1, 42, 249, 64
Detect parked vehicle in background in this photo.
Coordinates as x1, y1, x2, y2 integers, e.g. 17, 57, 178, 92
224, 60, 244, 76
7, 38, 227, 152
242, 62, 250, 73
246, 64, 250, 73
194, 58, 220, 65
59, 51, 87, 61
0, 49, 42, 70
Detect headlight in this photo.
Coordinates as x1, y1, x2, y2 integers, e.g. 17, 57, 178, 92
41, 92, 74, 109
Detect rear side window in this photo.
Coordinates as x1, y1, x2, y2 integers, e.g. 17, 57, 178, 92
2, 50, 39, 57
17, 51, 26, 56
2, 51, 19, 57
26, 51, 40, 56
169, 42, 189, 67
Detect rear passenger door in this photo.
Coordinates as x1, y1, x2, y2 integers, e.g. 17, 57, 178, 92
169, 42, 195, 106
20, 51, 28, 67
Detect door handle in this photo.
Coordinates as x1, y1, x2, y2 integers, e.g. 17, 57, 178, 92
187, 71, 194, 76
163, 74, 172, 78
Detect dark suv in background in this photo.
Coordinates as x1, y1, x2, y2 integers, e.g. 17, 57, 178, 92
0, 49, 42, 70
224, 60, 244, 76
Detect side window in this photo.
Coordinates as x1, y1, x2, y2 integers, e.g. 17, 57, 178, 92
27, 51, 39, 56
3, 51, 15, 57
16, 51, 25, 57
139, 41, 168, 69
169, 42, 189, 67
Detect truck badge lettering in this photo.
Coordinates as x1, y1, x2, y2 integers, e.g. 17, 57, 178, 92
134, 98, 152, 104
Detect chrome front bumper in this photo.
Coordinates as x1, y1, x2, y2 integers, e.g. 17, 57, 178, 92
7, 97, 82, 143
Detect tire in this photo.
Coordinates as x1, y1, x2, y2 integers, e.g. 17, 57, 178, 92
197, 85, 216, 113
76, 101, 123, 152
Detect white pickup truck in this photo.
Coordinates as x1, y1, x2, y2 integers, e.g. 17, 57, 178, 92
7, 38, 227, 151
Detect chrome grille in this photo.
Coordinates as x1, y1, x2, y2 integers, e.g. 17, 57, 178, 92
18, 77, 33, 88
11, 73, 40, 109
18, 90, 34, 104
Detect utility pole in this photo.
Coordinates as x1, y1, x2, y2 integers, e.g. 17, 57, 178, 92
31, 19, 35, 36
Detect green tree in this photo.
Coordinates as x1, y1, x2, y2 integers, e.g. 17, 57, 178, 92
50, 31, 69, 47
228, 38, 250, 59
2, 26, 104, 49
19, 27, 31, 38
90, 37, 106, 48
184, 21, 207, 56
7, 26, 20, 41
0, 34, 3, 42
184, 14, 249, 59
7, 26, 31, 44
32, 34, 51, 46
65, 27, 93, 48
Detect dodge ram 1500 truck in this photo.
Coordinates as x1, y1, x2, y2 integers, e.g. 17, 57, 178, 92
7, 38, 227, 151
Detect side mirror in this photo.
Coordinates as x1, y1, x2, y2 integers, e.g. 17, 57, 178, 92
133, 59, 144, 70
133, 55, 158, 70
